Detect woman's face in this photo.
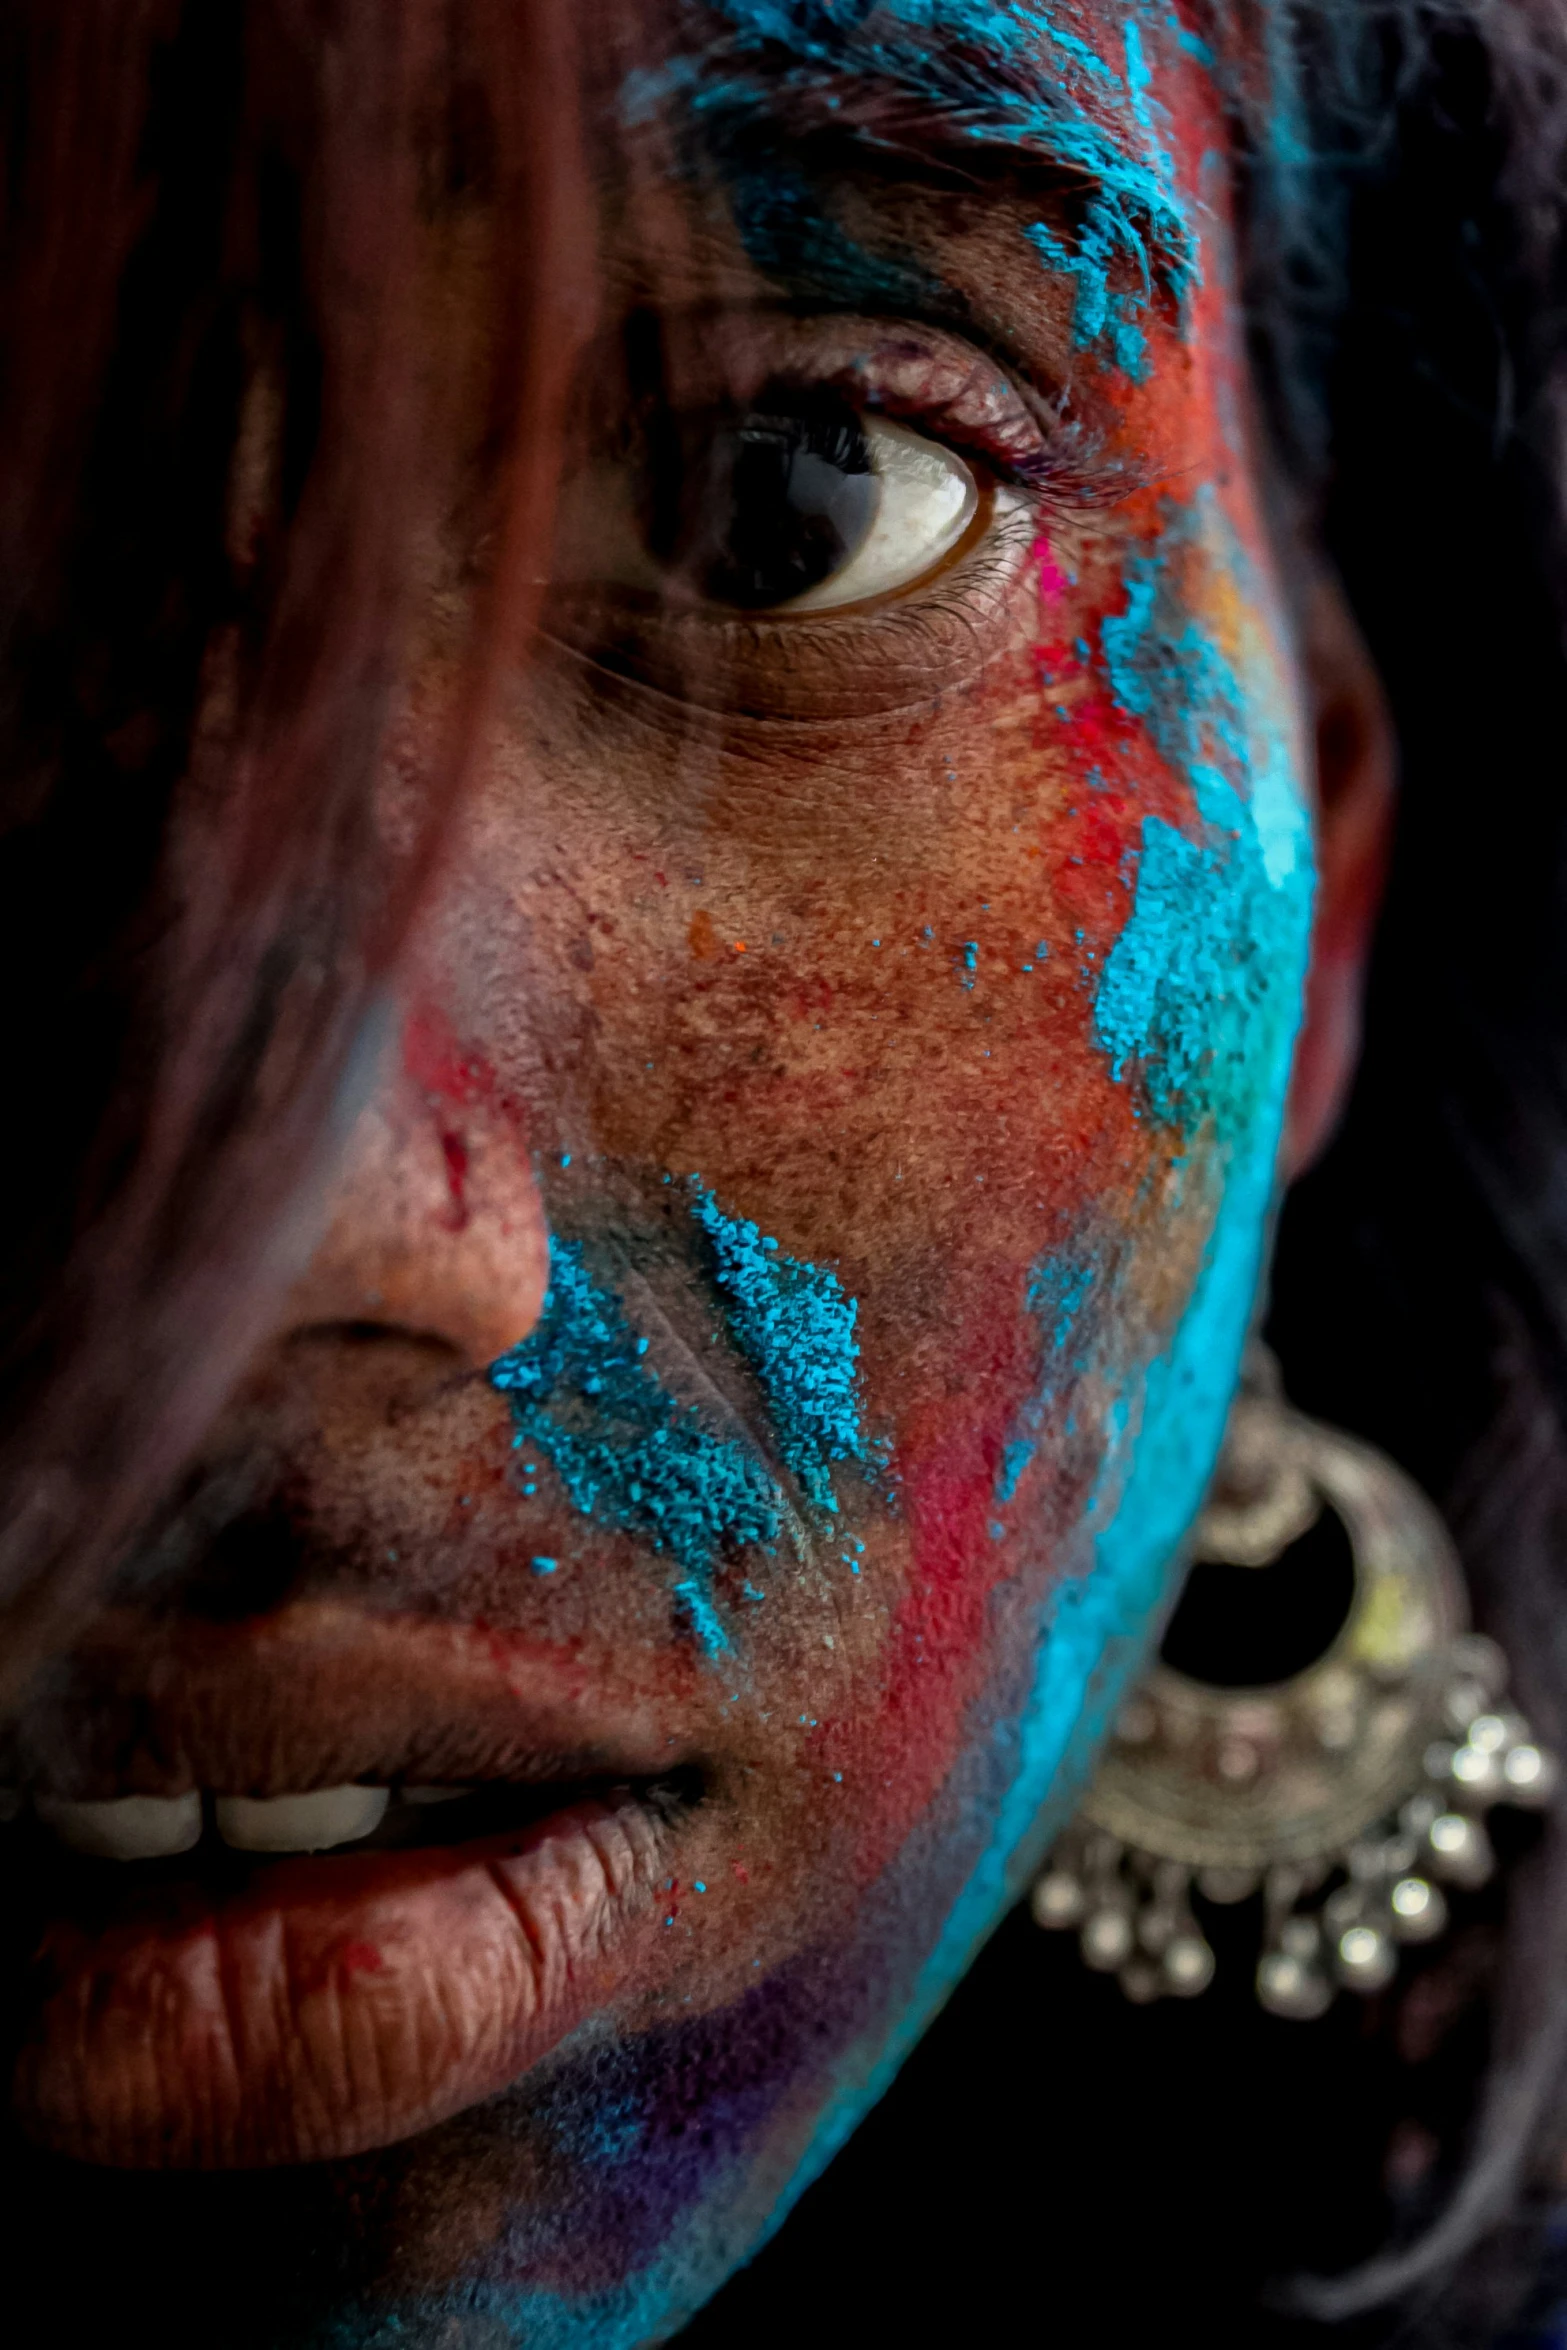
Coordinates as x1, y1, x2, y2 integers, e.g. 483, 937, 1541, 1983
7, 5, 1327, 2340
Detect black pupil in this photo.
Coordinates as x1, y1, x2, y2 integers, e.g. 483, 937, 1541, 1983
651, 384, 879, 609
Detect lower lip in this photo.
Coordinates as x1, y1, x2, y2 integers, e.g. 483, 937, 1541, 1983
10, 1792, 673, 2168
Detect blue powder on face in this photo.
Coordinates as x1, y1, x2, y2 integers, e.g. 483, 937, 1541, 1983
1026, 216, 1151, 378
491, 1243, 785, 1652
1095, 817, 1238, 1105
672, 1577, 732, 1657
724, 151, 936, 309
490, 1197, 874, 1650
689, 1181, 868, 1513
993, 1250, 1096, 1508
647, 2, 1198, 364
1093, 490, 1312, 1134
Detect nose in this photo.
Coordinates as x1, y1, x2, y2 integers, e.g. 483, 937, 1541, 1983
282, 1010, 549, 1372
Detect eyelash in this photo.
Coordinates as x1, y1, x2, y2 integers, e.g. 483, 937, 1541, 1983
627, 299, 1091, 496
541, 312, 1091, 718
766, 363, 1075, 509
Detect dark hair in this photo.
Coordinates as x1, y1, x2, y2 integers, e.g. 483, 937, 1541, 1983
1251, 0, 1567, 2332
0, 0, 584, 1701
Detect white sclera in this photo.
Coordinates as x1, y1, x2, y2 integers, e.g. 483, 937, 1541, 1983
783, 417, 979, 612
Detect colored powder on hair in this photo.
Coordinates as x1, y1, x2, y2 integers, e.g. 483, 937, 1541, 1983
1025, 218, 1152, 379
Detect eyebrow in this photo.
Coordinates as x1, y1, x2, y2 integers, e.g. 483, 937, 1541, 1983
629, 1, 1200, 311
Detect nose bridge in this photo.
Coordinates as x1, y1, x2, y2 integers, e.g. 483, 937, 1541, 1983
283, 1006, 550, 1371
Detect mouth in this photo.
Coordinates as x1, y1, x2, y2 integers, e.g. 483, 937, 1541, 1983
2, 1604, 704, 2170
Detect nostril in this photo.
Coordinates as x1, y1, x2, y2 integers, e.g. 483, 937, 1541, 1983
295, 1320, 474, 1354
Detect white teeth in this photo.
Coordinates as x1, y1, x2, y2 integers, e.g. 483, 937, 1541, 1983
401, 1785, 475, 1805
214, 1785, 389, 1853
29, 1782, 411, 1858
35, 1791, 203, 1861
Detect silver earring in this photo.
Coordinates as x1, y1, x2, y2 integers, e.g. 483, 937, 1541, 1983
1031, 1346, 1557, 2018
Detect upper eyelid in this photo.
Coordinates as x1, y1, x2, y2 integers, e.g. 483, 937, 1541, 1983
839, 329, 1115, 505
637, 306, 1104, 505
633, 298, 998, 406
851, 375, 1058, 494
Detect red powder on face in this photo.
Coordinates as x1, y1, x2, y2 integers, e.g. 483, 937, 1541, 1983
336, 1941, 385, 1979
440, 1129, 470, 1229
404, 1005, 488, 1104
1032, 531, 1072, 605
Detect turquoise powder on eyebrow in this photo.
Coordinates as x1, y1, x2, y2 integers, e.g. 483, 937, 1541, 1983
689, 1180, 869, 1513
644, 3, 1200, 387
1025, 216, 1152, 379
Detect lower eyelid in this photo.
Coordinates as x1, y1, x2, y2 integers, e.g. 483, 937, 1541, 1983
541, 486, 1041, 727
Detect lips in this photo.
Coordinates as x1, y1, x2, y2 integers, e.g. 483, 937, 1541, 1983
3, 1604, 702, 2169
13, 1792, 674, 2168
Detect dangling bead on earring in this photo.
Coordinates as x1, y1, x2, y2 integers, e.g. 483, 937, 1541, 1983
1031, 1345, 1556, 2018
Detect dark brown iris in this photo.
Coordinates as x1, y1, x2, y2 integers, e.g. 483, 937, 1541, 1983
645, 380, 879, 608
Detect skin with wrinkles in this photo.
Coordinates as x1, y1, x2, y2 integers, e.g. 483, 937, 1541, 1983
0, 7, 1368, 2345
18, 1800, 670, 2168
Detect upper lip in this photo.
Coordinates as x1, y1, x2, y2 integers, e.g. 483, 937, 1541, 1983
5, 1600, 696, 1801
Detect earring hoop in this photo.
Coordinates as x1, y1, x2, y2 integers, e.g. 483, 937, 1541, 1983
1032, 1347, 1556, 2017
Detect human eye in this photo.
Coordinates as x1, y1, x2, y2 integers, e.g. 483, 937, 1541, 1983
543, 313, 1059, 720
639, 384, 979, 616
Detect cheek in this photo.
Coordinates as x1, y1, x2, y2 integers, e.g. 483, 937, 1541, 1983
830, 1167, 1211, 1885
413, 484, 1310, 1882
